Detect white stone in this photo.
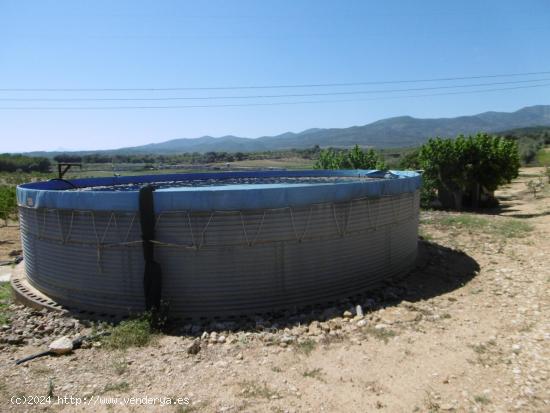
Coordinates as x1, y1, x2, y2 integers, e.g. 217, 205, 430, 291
280, 334, 295, 344
48, 336, 73, 355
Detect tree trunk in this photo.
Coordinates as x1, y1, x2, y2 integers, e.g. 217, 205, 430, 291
452, 191, 463, 211
471, 183, 480, 209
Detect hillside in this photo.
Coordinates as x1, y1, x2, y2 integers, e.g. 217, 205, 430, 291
26, 105, 550, 156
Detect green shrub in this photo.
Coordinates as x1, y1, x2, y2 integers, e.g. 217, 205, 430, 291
538, 148, 550, 166
102, 314, 154, 350
314, 145, 386, 170
0, 186, 17, 221
0, 283, 12, 325
419, 133, 520, 209
0, 153, 50, 173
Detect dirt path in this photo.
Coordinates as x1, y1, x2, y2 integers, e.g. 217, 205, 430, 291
0, 168, 548, 412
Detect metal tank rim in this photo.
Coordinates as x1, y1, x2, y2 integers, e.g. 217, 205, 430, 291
17, 169, 421, 212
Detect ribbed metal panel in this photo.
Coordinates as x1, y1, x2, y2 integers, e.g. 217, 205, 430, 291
19, 190, 420, 319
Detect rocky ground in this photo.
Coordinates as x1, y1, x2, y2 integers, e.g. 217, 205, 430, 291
0, 168, 548, 412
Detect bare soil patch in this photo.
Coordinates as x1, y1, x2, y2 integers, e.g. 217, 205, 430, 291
0, 225, 21, 262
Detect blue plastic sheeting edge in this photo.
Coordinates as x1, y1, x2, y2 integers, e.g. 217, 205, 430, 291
17, 170, 421, 212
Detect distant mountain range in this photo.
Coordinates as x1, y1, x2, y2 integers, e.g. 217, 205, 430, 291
26, 105, 550, 156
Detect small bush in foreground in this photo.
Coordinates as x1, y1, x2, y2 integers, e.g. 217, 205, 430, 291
102, 381, 130, 393
239, 380, 279, 399
302, 367, 325, 381
363, 326, 397, 343
102, 314, 154, 350
0, 283, 12, 325
294, 338, 317, 355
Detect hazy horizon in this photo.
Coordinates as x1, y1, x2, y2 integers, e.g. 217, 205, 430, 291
13, 104, 550, 153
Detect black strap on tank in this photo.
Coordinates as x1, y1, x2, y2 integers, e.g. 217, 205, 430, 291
138, 185, 162, 312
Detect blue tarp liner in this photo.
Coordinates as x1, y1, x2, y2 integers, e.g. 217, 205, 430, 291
17, 170, 421, 212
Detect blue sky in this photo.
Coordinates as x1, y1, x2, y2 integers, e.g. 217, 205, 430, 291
1, 0, 549, 152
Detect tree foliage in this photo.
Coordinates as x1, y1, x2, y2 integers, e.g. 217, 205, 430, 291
53, 154, 83, 163
54, 146, 323, 166
396, 149, 437, 208
0, 154, 51, 173
314, 145, 386, 170
0, 186, 17, 220
419, 133, 520, 209
499, 126, 550, 165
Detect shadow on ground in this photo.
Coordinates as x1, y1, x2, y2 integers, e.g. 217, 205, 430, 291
397, 239, 479, 303
473, 202, 550, 219
498, 210, 550, 219
163, 239, 480, 334
445, 196, 550, 219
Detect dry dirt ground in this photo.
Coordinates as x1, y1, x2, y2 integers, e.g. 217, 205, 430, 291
0, 168, 548, 413
0, 225, 21, 262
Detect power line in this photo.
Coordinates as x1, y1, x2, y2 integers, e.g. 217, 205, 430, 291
0, 82, 548, 110
0, 78, 548, 102
1, 70, 550, 92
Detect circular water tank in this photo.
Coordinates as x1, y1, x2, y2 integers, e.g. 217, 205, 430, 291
16, 170, 421, 319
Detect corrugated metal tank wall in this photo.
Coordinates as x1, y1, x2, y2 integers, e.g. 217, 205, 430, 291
19, 190, 420, 319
